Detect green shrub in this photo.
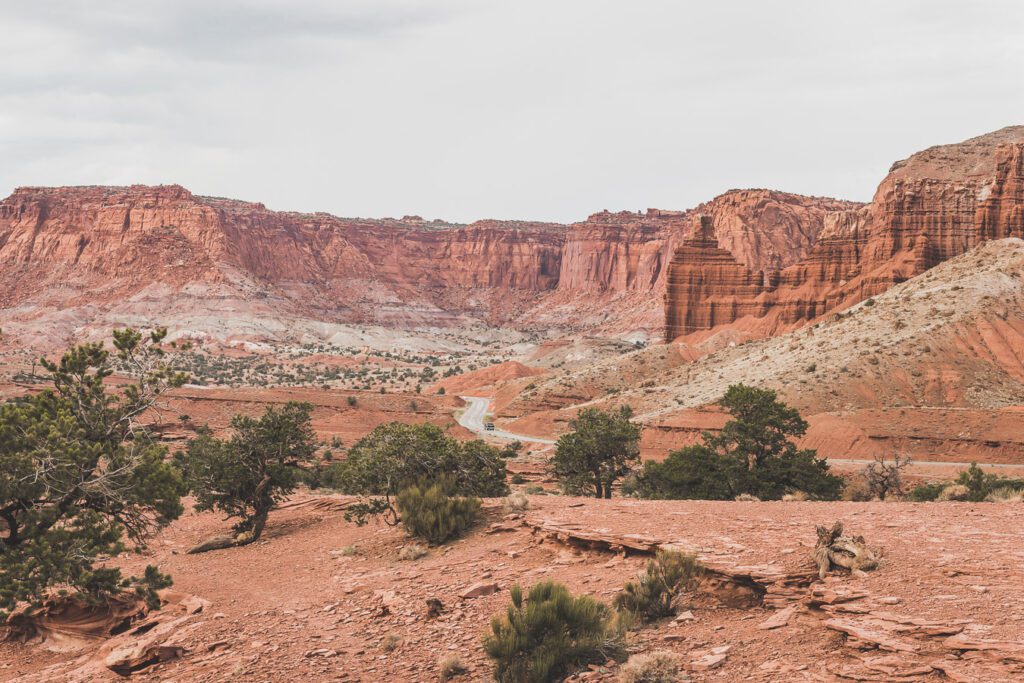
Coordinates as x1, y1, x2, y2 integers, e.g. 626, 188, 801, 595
909, 466, 1024, 503
511, 474, 527, 485
952, 463, 1024, 502
908, 481, 945, 502
483, 581, 627, 683
396, 478, 481, 545
613, 550, 702, 622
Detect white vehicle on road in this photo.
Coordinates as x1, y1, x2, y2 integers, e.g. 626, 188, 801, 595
457, 396, 555, 444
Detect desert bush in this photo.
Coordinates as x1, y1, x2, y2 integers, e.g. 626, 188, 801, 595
842, 476, 874, 502
335, 422, 508, 525
312, 461, 350, 490
505, 491, 530, 512
338, 545, 359, 557
438, 654, 468, 680
733, 493, 760, 502
910, 464, 1024, 503
953, 463, 1024, 502
483, 581, 627, 683
396, 478, 481, 545
937, 484, 970, 501
551, 406, 641, 498
632, 385, 841, 501
781, 491, 809, 502
524, 485, 546, 495
618, 650, 680, 683
398, 542, 429, 561
347, 395, 358, 407
511, 473, 527, 485
908, 481, 945, 502
613, 550, 702, 622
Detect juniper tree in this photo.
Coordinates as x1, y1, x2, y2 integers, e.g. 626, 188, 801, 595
0, 328, 187, 617
551, 406, 641, 498
633, 384, 842, 500
333, 422, 509, 525
181, 401, 317, 552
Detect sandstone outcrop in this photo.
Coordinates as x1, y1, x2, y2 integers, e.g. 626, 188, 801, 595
664, 126, 1024, 341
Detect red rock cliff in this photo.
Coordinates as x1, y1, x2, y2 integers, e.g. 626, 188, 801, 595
664, 126, 1024, 341
0, 184, 849, 339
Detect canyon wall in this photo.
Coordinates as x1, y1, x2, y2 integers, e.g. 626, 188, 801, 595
664, 126, 1024, 341
2, 126, 1018, 346
0, 183, 849, 342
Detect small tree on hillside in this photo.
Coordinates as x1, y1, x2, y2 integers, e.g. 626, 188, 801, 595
551, 406, 641, 498
182, 401, 317, 553
862, 453, 912, 500
334, 422, 509, 525
634, 384, 842, 501
0, 329, 187, 617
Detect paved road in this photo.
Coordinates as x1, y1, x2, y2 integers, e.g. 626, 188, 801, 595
458, 396, 556, 444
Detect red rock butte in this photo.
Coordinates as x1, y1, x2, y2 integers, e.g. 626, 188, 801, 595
664, 126, 1024, 341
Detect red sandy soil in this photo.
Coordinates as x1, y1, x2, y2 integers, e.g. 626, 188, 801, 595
0, 381, 471, 448
434, 361, 548, 396
157, 385, 473, 445
5, 495, 1024, 682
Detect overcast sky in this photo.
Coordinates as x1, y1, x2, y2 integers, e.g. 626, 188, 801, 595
1, 1, 1022, 223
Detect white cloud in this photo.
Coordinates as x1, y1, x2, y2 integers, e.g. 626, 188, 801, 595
1, 0, 1022, 222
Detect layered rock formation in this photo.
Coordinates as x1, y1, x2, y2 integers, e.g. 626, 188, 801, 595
3, 127, 1018, 347
663, 216, 776, 339
0, 184, 849, 345
664, 126, 1024, 341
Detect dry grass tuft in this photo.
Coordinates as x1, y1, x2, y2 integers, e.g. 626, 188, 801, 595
618, 650, 681, 682
938, 484, 970, 501
438, 654, 468, 680
985, 486, 1024, 503
504, 492, 530, 511
398, 543, 429, 561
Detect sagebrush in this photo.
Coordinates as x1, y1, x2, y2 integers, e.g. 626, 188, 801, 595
614, 550, 702, 622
